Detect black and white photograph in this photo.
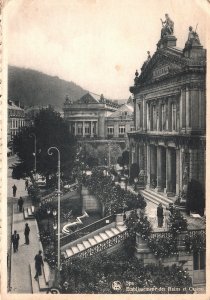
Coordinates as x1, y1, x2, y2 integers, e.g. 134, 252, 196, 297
1, 0, 209, 297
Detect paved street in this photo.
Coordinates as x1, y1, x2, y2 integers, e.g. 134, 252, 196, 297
8, 156, 42, 293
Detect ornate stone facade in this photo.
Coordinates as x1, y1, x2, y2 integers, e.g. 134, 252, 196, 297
128, 29, 206, 199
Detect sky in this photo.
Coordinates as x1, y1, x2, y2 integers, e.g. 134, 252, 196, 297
5, 0, 209, 99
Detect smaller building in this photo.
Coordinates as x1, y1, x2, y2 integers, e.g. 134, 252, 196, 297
63, 92, 120, 139
8, 100, 25, 143
105, 99, 134, 139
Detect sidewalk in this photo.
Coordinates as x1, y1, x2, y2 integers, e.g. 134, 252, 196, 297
10, 198, 43, 293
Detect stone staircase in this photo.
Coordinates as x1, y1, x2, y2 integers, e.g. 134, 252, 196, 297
30, 262, 51, 293
23, 205, 35, 219
141, 189, 174, 207
62, 219, 128, 261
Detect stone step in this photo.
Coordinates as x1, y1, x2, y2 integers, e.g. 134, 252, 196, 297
141, 190, 172, 207
71, 246, 79, 254
77, 243, 85, 252
62, 251, 68, 259
145, 189, 174, 204
88, 238, 97, 246
66, 248, 74, 257
105, 230, 114, 238
117, 225, 127, 232
94, 235, 103, 243
111, 228, 120, 235
83, 240, 91, 249
99, 232, 109, 240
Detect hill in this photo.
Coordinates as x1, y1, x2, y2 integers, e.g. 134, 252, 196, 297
8, 66, 88, 109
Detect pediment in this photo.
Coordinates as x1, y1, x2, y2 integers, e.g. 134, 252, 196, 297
138, 49, 184, 84
76, 93, 99, 104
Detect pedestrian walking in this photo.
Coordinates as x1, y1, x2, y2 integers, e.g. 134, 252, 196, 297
157, 203, 164, 228
11, 230, 20, 252
24, 223, 30, 245
25, 179, 29, 190
17, 197, 24, 212
164, 208, 171, 230
12, 184, 17, 197
34, 250, 44, 280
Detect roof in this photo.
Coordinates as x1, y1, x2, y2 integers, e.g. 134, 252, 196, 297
8, 101, 24, 111
108, 103, 134, 118
75, 92, 120, 108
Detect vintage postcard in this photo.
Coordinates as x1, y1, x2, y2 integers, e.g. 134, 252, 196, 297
1, 0, 209, 299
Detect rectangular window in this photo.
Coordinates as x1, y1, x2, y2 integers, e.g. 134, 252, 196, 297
172, 103, 176, 131
77, 124, 82, 135
161, 104, 166, 131
85, 123, 90, 134
130, 127, 135, 132
151, 105, 156, 131
119, 126, 125, 134
107, 127, 114, 134
193, 251, 205, 270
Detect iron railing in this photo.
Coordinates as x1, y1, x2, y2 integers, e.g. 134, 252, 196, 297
150, 228, 205, 240
64, 229, 129, 264
60, 214, 115, 246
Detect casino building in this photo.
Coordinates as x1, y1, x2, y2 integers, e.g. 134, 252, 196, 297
128, 25, 206, 204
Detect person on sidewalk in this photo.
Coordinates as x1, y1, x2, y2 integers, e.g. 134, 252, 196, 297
24, 223, 30, 245
34, 250, 44, 280
17, 197, 24, 212
25, 179, 29, 190
12, 184, 17, 197
157, 203, 164, 228
11, 230, 20, 252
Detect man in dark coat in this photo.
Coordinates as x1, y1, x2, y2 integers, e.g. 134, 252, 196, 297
18, 197, 24, 212
34, 250, 44, 280
24, 223, 30, 245
12, 184, 17, 197
157, 203, 164, 227
11, 230, 20, 252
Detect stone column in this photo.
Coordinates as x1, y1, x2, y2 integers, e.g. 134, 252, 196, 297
95, 121, 98, 137
165, 148, 172, 194
74, 122, 77, 135
143, 99, 146, 131
179, 148, 184, 192
82, 121, 85, 137
90, 121, 93, 137
156, 146, 162, 191
176, 148, 180, 196
146, 102, 149, 131
146, 145, 150, 188
186, 86, 190, 130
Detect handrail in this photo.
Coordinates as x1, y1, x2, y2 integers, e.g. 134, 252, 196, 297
150, 228, 205, 238
60, 214, 115, 246
64, 229, 129, 264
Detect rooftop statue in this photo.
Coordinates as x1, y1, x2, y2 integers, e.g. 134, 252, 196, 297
160, 14, 174, 38
185, 26, 200, 46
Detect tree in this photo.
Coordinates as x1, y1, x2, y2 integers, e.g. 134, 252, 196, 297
117, 150, 129, 168
12, 108, 77, 181
129, 163, 140, 183
186, 179, 205, 215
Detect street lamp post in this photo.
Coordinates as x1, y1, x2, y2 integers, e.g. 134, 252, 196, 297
30, 133, 37, 181
47, 147, 61, 275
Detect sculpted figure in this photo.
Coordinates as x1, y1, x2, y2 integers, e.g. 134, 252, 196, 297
186, 26, 200, 46
160, 14, 174, 38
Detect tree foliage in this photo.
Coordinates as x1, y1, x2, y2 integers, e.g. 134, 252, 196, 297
186, 179, 205, 215
12, 108, 77, 180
